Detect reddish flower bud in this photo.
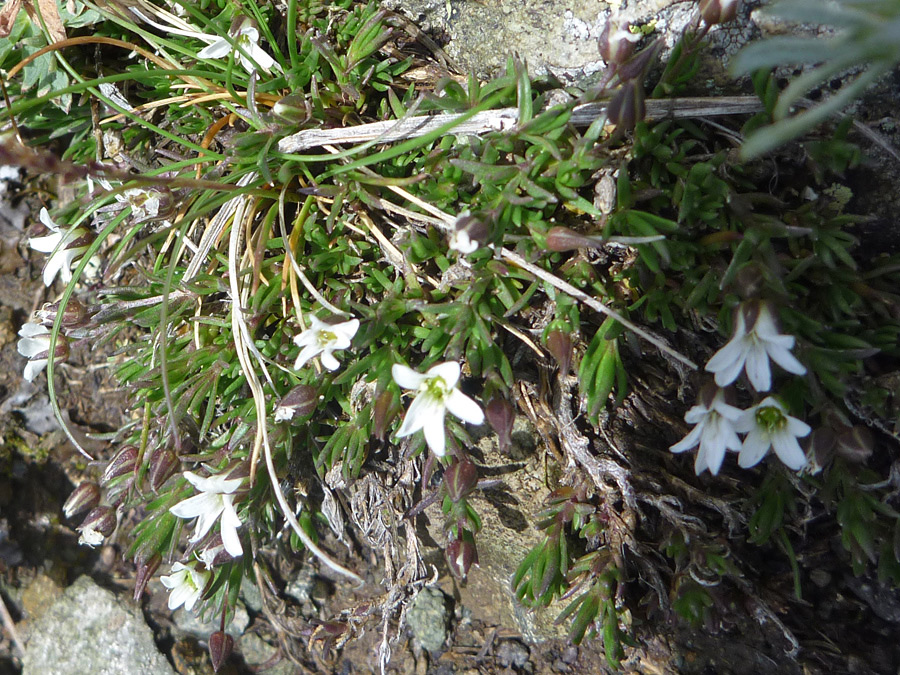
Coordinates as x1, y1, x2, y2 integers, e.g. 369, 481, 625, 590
148, 448, 179, 492
209, 631, 234, 673
443, 458, 479, 502
699, 0, 739, 25
806, 427, 836, 473
63, 481, 100, 519
835, 425, 874, 463
373, 389, 399, 441
485, 396, 515, 453
608, 80, 645, 132
133, 553, 161, 601
598, 21, 640, 65
546, 330, 573, 377
35, 298, 89, 329
103, 445, 138, 484
545, 226, 603, 252
274, 384, 319, 422
447, 537, 479, 580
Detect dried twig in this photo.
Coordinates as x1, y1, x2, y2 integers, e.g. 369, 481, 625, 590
278, 96, 763, 153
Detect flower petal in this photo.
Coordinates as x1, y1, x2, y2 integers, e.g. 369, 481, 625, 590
294, 343, 322, 370
219, 500, 243, 557
23, 359, 48, 382
170, 491, 221, 520
28, 232, 62, 253
738, 431, 770, 468
422, 410, 448, 455
397, 392, 442, 437
670, 423, 703, 453
744, 345, 772, 392
320, 350, 341, 371
427, 361, 461, 389
706, 339, 747, 387
766, 343, 807, 377
197, 38, 231, 59
772, 432, 806, 470
445, 389, 484, 426
392, 364, 426, 390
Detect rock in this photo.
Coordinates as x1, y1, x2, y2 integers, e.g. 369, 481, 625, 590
22, 575, 175, 675
496, 639, 531, 669
240, 633, 295, 675
407, 586, 451, 652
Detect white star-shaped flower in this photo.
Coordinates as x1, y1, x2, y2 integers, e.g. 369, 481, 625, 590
197, 24, 281, 75
670, 387, 743, 475
735, 396, 811, 470
170, 472, 244, 557
160, 561, 211, 612
28, 208, 92, 287
705, 302, 806, 392
293, 315, 359, 371
392, 361, 485, 456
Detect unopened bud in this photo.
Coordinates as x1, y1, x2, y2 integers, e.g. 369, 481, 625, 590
273, 94, 312, 123
148, 448, 179, 492
209, 631, 234, 673
608, 80, 645, 131
447, 537, 479, 580
103, 445, 138, 484
78, 505, 116, 547
134, 553, 161, 601
699, 0, 739, 25
485, 396, 515, 453
63, 481, 101, 518
806, 427, 836, 474
546, 330, 573, 377
598, 21, 641, 65
545, 226, 603, 252
734, 263, 765, 300
373, 389, 399, 441
35, 298, 89, 329
835, 425, 873, 463
443, 458, 479, 502
274, 384, 319, 422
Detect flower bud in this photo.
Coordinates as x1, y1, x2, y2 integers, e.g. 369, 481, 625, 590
274, 384, 319, 422
148, 448, 179, 492
209, 631, 234, 673
608, 80, 645, 131
133, 553, 161, 601
35, 298, 89, 329
443, 458, 479, 502
63, 481, 100, 519
545, 226, 603, 252
273, 94, 312, 124
449, 211, 491, 254
835, 425, 873, 463
733, 263, 765, 300
699, 0, 739, 25
598, 21, 640, 65
805, 427, 836, 474
447, 537, 478, 580
546, 330, 573, 376
78, 505, 117, 547
103, 445, 138, 484
485, 396, 515, 453
373, 389, 399, 441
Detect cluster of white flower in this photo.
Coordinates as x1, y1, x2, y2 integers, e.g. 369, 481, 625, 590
670, 302, 810, 475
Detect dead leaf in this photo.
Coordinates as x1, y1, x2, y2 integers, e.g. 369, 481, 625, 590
0, 0, 24, 38
22, 0, 66, 44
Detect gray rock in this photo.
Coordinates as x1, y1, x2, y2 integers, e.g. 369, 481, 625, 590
240, 633, 295, 675
172, 599, 250, 640
407, 586, 450, 652
22, 575, 175, 675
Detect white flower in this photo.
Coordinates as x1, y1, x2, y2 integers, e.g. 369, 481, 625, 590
78, 525, 105, 548
392, 361, 485, 456
293, 315, 359, 371
17, 322, 52, 382
28, 208, 92, 287
735, 397, 811, 470
170, 472, 244, 557
160, 561, 210, 612
670, 387, 743, 475
197, 25, 280, 75
449, 228, 479, 254
705, 302, 806, 392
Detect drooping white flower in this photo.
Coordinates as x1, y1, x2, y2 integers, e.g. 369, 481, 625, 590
197, 24, 281, 75
160, 561, 211, 612
17, 322, 68, 382
392, 361, 485, 456
705, 302, 806, 392
670, 386, 743, 475
735, 397, 811, 470
170, 472, 244, 557
28, 208, 93, 287
293, 315, 359, 371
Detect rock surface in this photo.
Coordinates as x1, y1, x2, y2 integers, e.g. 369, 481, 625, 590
22, 575, 175, 675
